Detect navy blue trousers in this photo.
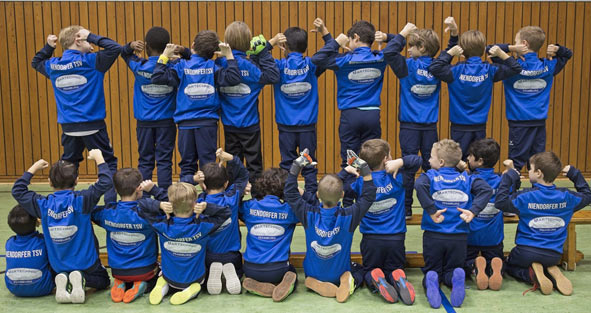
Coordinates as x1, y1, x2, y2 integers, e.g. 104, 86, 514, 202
136, 125, 176, 190
278, 130, 318, 192
178, 126, 218, 184
360, 235, 406, 289
450, 124, 487, 161
422, 231, 467, 288
505, 245, 561, 284
465, 243, 505, 276
243, 261, 298, 288
509, 125, 546, 171
61, 128, 118, 204
225, 130, 262, 183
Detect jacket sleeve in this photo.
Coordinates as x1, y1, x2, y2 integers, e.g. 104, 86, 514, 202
429, 51, 455, 83
470, 177, 494, 215
120, 42, 144, 68
552, 45, 573, 76
250, 42, 280, 85
494, 170, 521, 215
11, 172, 44, 218
415, 174, 437, 215
285, 173, 312, 228
147, 185, 169, 201
348, 179, 377, 232
565, 166, 591, 212
382, 34, 408, 78
87, 33, 122, 73
81, 163, 115, 214
311, 34, 344, 72
151, 62, 181, 88
202, 203, 232, 235
226, 155, 250, 198
401, 155, 422, 173
492, 56, 522, 82
31, 44, 55, 78
214, 59, 242, 87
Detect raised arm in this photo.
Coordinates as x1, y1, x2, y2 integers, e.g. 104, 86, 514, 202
80, 150, 114, 213
152, 43, 182, 88
214, 43, 242, 87
469, 177, 494, 216
548, 44, 573, 76
489, 45, 522, 82
348, 177, 377, 232
564, 166, 591, 212
120, 41, 145, 69
494, 169, 521, 215
200, 202, 232, 234
249, 40, 280, 85
31, 35, 57, 78
11, 160, 49, 218
381, 23, 417, 78
83, 31, 122, 73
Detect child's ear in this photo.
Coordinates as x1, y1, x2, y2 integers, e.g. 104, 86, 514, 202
477, 158, 485, 166
341, 191, 345, 198
439, 158, 445, 167
224, 181, 229, 189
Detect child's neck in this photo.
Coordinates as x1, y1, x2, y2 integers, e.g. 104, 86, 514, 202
207, 188, 225, 195
53, 187, 75, 192
537, 180, 554, 187
175, 212, 194, 218
120, 195, 138, 201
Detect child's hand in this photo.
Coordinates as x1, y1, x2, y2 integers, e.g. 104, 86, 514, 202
162, 43, 176, 58
130, 40, 145, 53
244, 182, 252, 196
430, 208, 446, 223
385, 159, 404, 176
87, 149, 105, 164
140, 180, 155, 192
375, 31, 387, 43
216, 148, 233, 163
547, 44, 559, 60
456, 160, 468, 172
269, 33, 287, 48
76, 28, 90, 41
311, 18, 328, 36
28, 159, 49, 174
344, 165, 360, 177
194, 171, 205, 184
562, 165, 571, 176
216, 42, 234, 60
194, 202, 207, 215
47, 35, 58, 48
444, 16, 459, 36
400, 23, 417, 38
488, 45, 510, 60
447, 45, 463, 57
160, 201, 173, 219
457, 207, 475, 223
335, 34, 351, 51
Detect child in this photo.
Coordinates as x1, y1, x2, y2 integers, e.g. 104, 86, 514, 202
429, 17, 522, 159
11, 149, 112, 303
311, 18, 386, 205
414, 139, 492, 308
487, 26, 573, 171
91, 168, 169, 303
495, 152, 591, 296
196, 148, 249, 295
147, 182, 231, 305
345, 139, 421, 304
120, 27, 179, 190
239, 168, 299, 302
217, 21, 280, 183
378, 22, 456, 219
31, 26, 120, 204
269, 27, 324, 192
151, 30, 241, 185
284, 149, 377, 303
5, 205, 54, 297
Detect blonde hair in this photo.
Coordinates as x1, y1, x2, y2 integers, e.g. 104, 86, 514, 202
59, 25, 83, 49
518, 26, 545, 52
407, 29, 440, 57
459, 30, 486, 57
224, 21, 252, 52
168, 182, 198, 215
433, 139, 462, 167
317, 174, 343, 207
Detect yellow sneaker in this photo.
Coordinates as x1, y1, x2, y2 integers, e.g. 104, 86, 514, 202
170, 282, 201, 305
149, 277, 169, 305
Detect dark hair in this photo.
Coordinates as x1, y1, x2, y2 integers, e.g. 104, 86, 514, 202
145, 26, 170, 54
359, 139, 390, 170
253, 168, 288, 199
347, 20, 375, 45
8, 205, 36, 235
49, 160, 78, 189
113, 168, 143, 197
284, 27, 308, 53
194, 30, 220, 59
530, 151, 562, 183
467, 138, 500, 169
318, 174, 343, 207
202, 162, 229, 190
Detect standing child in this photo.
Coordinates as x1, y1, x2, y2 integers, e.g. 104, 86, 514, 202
31, 26, 121, 204
414, 139, 492, 308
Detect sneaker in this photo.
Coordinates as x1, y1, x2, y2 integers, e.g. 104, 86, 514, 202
207, 262, 223, 295
110, 278, 126, 303
530, 262, 553, 295
170, 282, 201, 305
123, 281, 147, 303
242, 277, 275, 297
450, 268, 465, 307
369, 268, 398, 303
392, 269, 415, 305
489, 257, 503, 291
272, 271, 297, 302
69, 271, 86, 304
336, 271, 355, 303
305, 277, 337, 297
55, 272, 71, 303
547, 266, 573, 296
425, 271, 441, 309
475, 256, 489, 290
222, 263, 241, 295
149, 276, 169, 305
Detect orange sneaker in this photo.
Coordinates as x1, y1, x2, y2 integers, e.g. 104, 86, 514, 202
111, 278, 126, 303
123, 281, 147, 303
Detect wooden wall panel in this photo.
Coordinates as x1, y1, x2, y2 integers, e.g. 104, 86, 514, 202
0, 1, 589, 181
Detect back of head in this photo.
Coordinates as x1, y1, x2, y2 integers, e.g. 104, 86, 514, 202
202, 162, 229, 190
8, 205, 36, 236
318, 174, 343, 208
518, 26, 545, 52
113, 168, 143, 197
284, 27, 308, 53
359, 139, 390, 171
253, 168, 288, 199
433, 139, 462, 167
49, 160, 78, 190
145, 26, 170, 55
347, 20, 375, 45
59, 25, 83, 50
194, 30, 220, 59
530, 151, 562, 183
407, 29, 440, 57
224, 21, 252, 52
460, 30, 486, 58
467, 138, 500, 168
168, 182, 198, 215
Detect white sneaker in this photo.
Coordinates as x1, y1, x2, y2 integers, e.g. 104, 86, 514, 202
207, 262, 223, 295
68, 271, 86, 304
222, 263, 241, 295
55, 273, 71, 303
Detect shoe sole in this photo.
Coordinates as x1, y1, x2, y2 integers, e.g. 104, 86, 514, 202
273, 271, 297, 302
207, 262, 223, 295
532, 263, 553, 295
55, 273, 70, 304
111, 279, 126, 303
547, 266, 572, 296
69, 271, 85, 304
222, 263, 242, 295
170, 283, 201, 305
392, 269, 415, 305
149, 278, 168, 305
304, 277, 337, 297
370, 269, 397, 303
336, 271, 353, 303
475, 256, 489, 290
123, 281, 147, 303
489, 257, 503, 291
243, 278, 274, 297
450, 268, 465, 307
425, 272, 441, 309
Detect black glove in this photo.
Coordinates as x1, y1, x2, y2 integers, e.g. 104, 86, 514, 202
347, 150, 371, 177
290, 148, 317, 176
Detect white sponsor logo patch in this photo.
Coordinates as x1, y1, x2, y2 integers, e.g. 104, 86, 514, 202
528, 216, 565, 232
48, 225, 78, 243
141, 84, 174, 97
184, 83, 215, 99
55, 74, 87, 91
410, 84, 437, 97
280, 82, 312, 97
110, 232, 146, 245
347, 68, 382, 83
250, 224, 285, 240
477, 202, 500, 219
220, 83, 251, 97
163, 241, 202, 257
310, 241, 341, 259
513, 79, 547, 94
367, 198, 397, 214
6, 268, 42, 284
432, 189, 469, 203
